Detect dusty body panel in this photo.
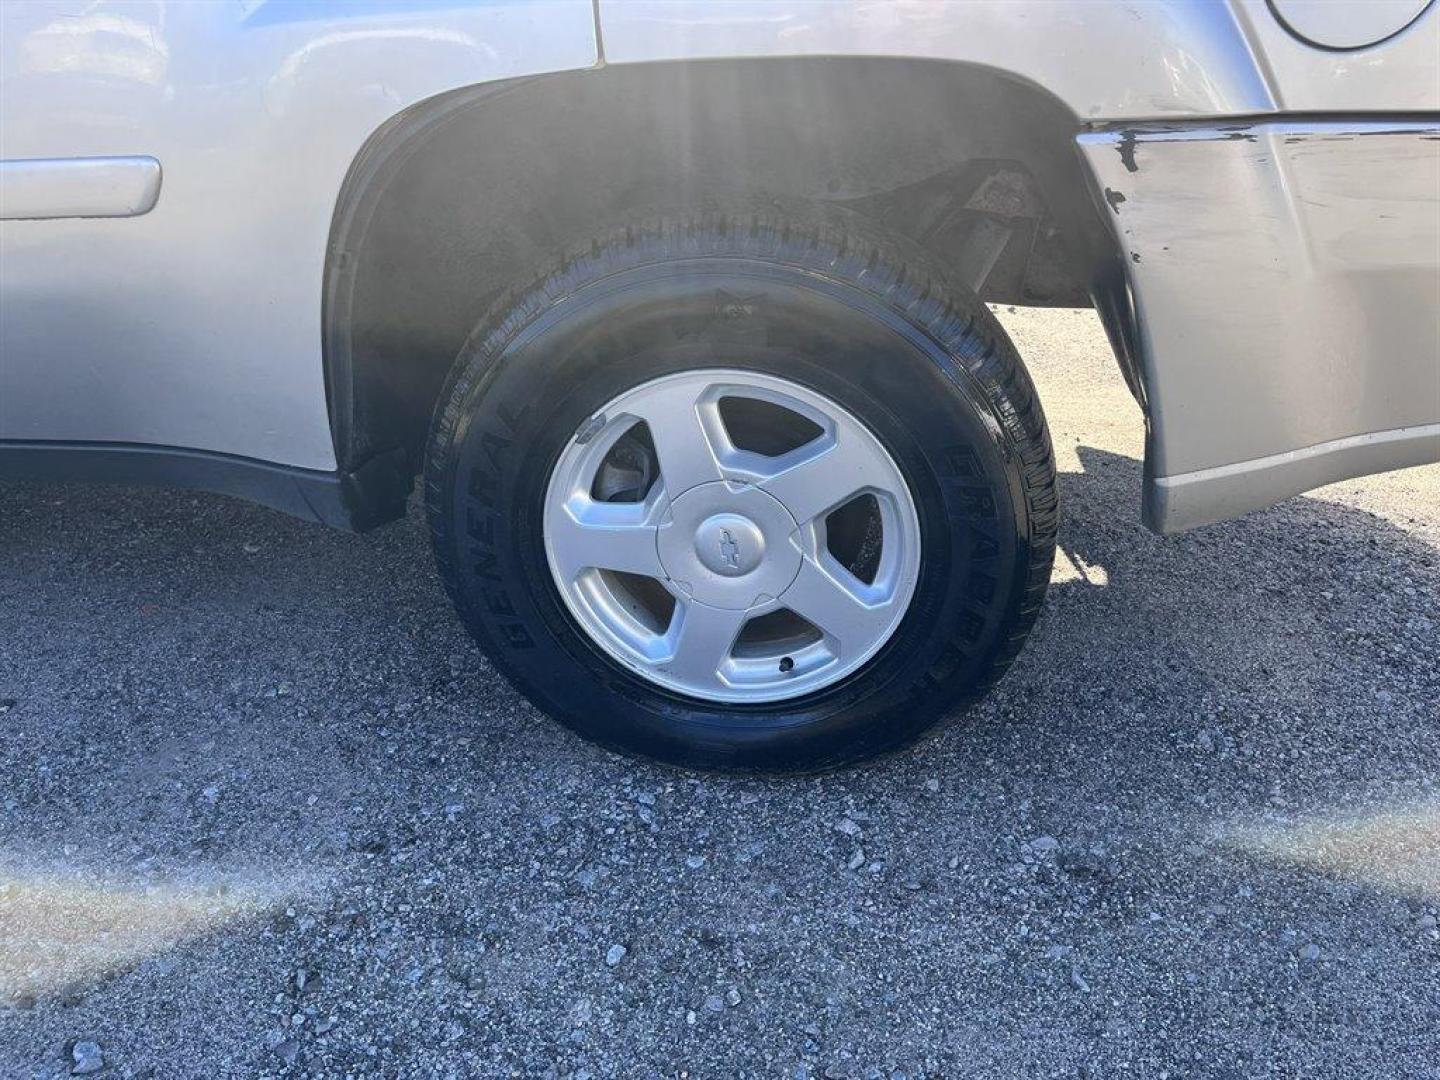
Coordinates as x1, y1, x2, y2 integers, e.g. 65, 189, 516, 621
1079, 121, 1440, 531
0, 0, 596, 470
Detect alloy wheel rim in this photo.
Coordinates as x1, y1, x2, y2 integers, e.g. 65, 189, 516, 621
542, 369, 922, 704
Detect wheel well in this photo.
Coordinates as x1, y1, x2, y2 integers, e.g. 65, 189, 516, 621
324, 57, 1120, 491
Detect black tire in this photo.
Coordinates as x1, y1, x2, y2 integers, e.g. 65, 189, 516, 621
425, 214, 1056, 771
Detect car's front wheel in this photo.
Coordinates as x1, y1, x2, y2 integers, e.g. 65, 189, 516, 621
425, 215, 1056, 771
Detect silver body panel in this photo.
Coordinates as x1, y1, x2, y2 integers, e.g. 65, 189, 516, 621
598, 0, 1278, 118
1080, 120, 1440, 531
0, 0, 596, 469
1, 0, 1436, 531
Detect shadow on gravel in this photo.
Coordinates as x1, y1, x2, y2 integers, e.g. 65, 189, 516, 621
0, 446, 1436, 1077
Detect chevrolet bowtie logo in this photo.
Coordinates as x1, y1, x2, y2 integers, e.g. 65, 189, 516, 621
718, 529, 741, 568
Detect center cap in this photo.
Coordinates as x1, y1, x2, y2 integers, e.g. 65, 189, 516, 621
694, 514, 764, 576
656, 481, 803, 611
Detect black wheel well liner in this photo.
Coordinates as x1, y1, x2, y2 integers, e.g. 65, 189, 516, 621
323, 56, 1128, 515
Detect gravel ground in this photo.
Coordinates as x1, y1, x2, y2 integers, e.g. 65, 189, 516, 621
1, 307, 1437, 1079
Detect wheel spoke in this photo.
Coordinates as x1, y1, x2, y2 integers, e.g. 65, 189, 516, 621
659, 601, 748, 687
782, 556, 895, 658
548, 502, 664, 582
627, 386, 725, 495
757, 431, 890, 526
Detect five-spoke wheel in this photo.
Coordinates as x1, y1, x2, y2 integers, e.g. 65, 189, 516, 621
543, 370, 921, 703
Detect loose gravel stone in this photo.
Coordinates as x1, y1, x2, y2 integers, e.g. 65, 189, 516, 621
271, 1038, 299, 1066
69, 1041, 102, 1076
604, 944, 627, 968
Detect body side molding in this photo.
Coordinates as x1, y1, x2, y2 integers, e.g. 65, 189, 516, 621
0, 157, 162, 220
1148, 424, 1440, 533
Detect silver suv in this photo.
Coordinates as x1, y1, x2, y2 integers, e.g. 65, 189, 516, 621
3, 1, 1437, 768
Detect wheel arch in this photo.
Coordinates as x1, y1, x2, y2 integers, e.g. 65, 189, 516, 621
323, 57, 1125, 516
